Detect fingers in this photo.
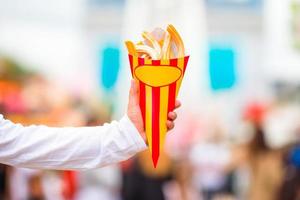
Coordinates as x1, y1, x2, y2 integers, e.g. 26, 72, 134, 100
168, 112, 177, 121
175, 100, 181, 109
167, 112, 177, 131
166, 120, 175, 131
166, 100, 180, 131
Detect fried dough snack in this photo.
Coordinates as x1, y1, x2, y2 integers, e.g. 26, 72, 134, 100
125, 24, 185, 59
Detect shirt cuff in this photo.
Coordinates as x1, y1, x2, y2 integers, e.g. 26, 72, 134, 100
119, 115, 147, 152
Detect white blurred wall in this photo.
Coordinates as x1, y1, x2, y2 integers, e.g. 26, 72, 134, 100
0, 0, 97, 95
264, 0, 300, 82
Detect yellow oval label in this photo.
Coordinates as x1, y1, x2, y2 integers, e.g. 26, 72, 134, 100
134, 65, 182, 87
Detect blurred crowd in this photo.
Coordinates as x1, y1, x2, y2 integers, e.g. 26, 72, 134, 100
1, 55, 300, 200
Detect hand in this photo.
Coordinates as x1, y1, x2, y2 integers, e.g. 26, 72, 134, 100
127, 80, 181, 142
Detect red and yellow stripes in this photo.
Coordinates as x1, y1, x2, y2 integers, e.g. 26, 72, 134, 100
128, 55, 189, 167
144, 58, 153, 155
158, 59, 170, 167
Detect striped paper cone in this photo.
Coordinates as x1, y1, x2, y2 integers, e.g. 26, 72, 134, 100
128, 54, 189, 167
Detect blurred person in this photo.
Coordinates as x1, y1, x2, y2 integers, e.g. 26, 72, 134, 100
277, 126, 300, 200
0, 80, 180, 170
8, 168, 44, 200
189, 124, 231, 200
28, 173, 44, 200
41, 171, 65, 200
227, 103, 283, 200
121, 150, 173, 200
163, 159, 201, 200
20, 75, 87, 127
0, 164, 9, 199
277, 145, 300, 200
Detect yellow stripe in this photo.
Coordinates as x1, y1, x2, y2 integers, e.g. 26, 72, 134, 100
144, 58, 153, 153
159, 86, 169, 151
144, 57, 152, 65
132, 56, 138, 80
175, 57, 185, 97
159, 59, 170, 151
145, 85, 152, 153
160, 59, 169, 65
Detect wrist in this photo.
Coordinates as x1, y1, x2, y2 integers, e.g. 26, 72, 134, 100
127, 113, 147, 143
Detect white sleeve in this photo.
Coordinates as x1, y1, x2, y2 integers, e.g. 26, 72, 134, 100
0, 114, 147, 170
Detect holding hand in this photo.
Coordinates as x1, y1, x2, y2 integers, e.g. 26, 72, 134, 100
127, 80, 181, 142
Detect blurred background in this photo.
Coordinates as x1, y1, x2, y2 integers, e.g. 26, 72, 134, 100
1, 0, 300, 199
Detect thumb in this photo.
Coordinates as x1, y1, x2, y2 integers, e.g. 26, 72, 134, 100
129, 79, 139, 106
127, 79, 145, 141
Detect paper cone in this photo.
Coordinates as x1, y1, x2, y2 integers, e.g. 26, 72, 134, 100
128, 54, 189, 167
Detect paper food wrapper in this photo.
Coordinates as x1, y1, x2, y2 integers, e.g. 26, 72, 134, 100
128, 54, 189, 167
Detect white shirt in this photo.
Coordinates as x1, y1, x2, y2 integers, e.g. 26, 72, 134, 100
0, 114, 147, 170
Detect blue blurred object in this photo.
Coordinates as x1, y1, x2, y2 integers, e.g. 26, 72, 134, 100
88, 0, 124, 6
209, 45, 237, 91
290, 145, 300, 168
206, 0, 261, 8
100, 45, 120, 91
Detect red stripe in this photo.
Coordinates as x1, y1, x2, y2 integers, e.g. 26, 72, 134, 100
183, 56, 189, 74
137, 58, 146, 124
152, 87, 160, 168
128, 55, 133, 76
168, 59, 178, 113
152, 60, 160, 65
170, 58, 178, 67
138, 57, 144, 66
139, 83, 146, 124
168, 83, 176, 112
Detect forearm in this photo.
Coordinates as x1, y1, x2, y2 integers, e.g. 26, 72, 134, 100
0, 115, 147, 170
